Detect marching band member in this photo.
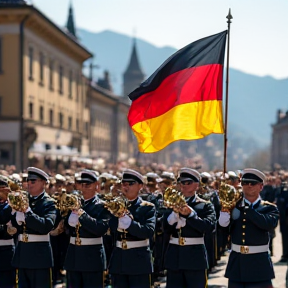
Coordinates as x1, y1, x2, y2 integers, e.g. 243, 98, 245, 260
219, 168, 279, 288
0, 176, 16, 288
11, 167, 57, 288
64, 170, 110, 288
109, 169, 156, 288
163, 167, 216, 288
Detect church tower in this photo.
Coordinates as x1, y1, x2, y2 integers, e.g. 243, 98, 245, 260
66, 1, 77, 38
123, 39, 145, 97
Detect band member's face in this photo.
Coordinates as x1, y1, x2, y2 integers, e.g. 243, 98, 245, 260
180, 180, 199, 197
55, 182, 65, 192
121, 181, 142, 200
75, 182, 82, 192
22, 181, 28, 190
241, 180, 263, 201
66, 183, 75, 193
159, 181, 172, 192
28, 179, 46, 196
81, 182, 98, 200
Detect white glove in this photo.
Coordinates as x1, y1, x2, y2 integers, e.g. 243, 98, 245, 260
16, 211, 25, 225
118, 214, 132, 230
25, 207, 32, 213
219, 211, 230, 227
68, 212, 79, 227
176, 216, 186, 229
167, 211, 179, 225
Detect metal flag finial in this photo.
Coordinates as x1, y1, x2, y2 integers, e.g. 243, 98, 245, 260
226, 8, 233, 24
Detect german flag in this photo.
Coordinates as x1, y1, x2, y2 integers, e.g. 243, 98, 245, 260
127, 30, 227, 153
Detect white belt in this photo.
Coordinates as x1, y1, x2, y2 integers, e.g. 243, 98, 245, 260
70, 237, 103, 246
0, 239, 14, 246
116, 239, 149, 249
18, 234, 50, 242
169, 236, 205, 246
231, 243, 269, 254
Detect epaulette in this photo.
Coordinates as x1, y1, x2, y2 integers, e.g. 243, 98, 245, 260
261, 200, 277, 207
140, 200, 154, 207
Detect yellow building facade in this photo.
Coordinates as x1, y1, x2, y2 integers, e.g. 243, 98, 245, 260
0, 1, 137, 172
0, 3, 92, 170
88, 84, 133, 163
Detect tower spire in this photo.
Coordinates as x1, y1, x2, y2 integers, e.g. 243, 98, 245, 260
123, 38, 145, 97
66, 1, 77, 38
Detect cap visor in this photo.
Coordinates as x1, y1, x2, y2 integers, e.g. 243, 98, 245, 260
180, 177, 194, 181
27, 175, 41, 180
122, 178, 137, 182
80, 178, 95, 183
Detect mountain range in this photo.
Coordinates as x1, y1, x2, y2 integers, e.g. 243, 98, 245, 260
77, 28, 288, 167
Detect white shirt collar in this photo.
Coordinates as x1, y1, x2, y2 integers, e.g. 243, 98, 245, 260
30, 190, 45, 199
244, 196, 261, 207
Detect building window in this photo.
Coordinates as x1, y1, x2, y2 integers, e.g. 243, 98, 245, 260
39, 106, 44, 122
76, 74, 79, 102
0, 149, 9, 160
29, 47, 33, 80
85, 121, 89, 138
29, 102, 33, 119
59, 112, 63, 128
68, 116, 72, 130
39, 52, 44, 85
0, 38, 3, 73
59, 65, 63, 94
76, 118, 79, 132
49, 109, 53, 126
49, 59, 54, 90
69, 70, 73, 99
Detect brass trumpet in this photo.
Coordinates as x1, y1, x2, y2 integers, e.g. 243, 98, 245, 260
218, 181, 242, 212
163, 187, 186, 211
0, 178, 22, 202
102, 193, 129, 218
8, 190, 29, 213
8, 180, 21, 192
53, 189, 83, 217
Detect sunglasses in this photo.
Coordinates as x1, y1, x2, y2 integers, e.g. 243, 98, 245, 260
27, 179, 40, 184
122, 181, 137, 186
180, 180, 194, 185
241, 180, 261, 186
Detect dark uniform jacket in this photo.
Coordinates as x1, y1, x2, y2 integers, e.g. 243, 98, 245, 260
11, 192, 57, 269
225, 199, 279, 282
0, 202, 14, 271
64, 195, 110, 272
164, 194, 216, 271
109, 197, 156, 275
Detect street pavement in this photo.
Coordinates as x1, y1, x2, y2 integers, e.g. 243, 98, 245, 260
55, 225, 288, 288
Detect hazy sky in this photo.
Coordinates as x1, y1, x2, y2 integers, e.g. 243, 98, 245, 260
30, 0, 288, 80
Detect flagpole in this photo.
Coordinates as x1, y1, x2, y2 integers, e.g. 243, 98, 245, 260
223, 9, 232, 173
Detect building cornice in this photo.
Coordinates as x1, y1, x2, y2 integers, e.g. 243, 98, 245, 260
0, 6, 93, 62
89, 82, 131, 108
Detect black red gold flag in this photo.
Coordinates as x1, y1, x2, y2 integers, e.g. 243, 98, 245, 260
127, 30, 227, 153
